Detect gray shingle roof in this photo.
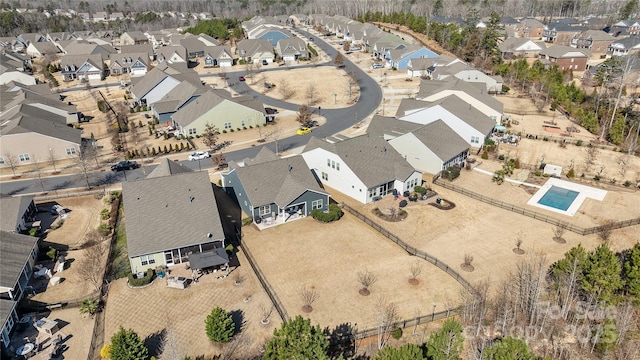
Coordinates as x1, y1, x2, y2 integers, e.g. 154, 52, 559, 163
171, 90, 227, 127
130, 67, 168, 99
410, 120, 470, 161
122, 171, 224, 257
0, 104, 82, 143
416, 78, 504, 113
0, 299, 17, 331
539, 45, 590, 58
231, 152, 328, 208
366, 115, 422, 139
303, 135, 419, 188
146, 158, 193, 178
0, 231, 38, 288
152, 81, 207, 114
0, 194, 34, 232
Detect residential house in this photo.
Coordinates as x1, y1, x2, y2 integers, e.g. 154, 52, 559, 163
203, 46, 234, 67
60, 54, 104, 81
582, 55, 640, 87
607, 36, 640, 57
2, 82, 80, 124
498, 37, 545, 59
0, 104, 82, 167
0, 194, 37, 233
144, 30, 172, 48
252, 27, 293, 47
17, 33, 47, 50
500, 16, 521, 36
109, 52, 149, 77
571, 30, 615, 56
236, 39, 275, 64
171, 90, 266, 137
542, 19, 588, 45
367, 116, 470, 175
275, 38, 309, 62
386, 46, 438, 71
395, 96, 496, 147
222, 148, 330, 226
92, 11, 108, 22
119, 44, 154, 62
122, 165, 226, 272
25, 41, 59, 58
151, 80, 208, 123
538, 45, 590, 71
129, 66, 200, 106
46, 32, 76, 42
301, 135, 423, 204
453, 69, 504, 94
119, 31, 149, 46
156, 45, 188, 64
608, 19, 640, 37
109, 12, 125, 21
406, 55, 461, 78
180, 36, 207, 58
0, 57, 37, 86
416, 78, 504, 124
517, 18, 545, 39
55, 40, 116, 58
194, 34, 220, 47
0, 231, 39, 347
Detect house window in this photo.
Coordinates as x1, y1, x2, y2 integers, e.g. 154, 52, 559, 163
241, 120, 245, 127
140, 254, 155, 266
258, 205, 270, 216
327, 159, 331, 167
331, 160, 335, 169
66, 147, 76, 155
321, 172, 328, 181
470, 136, 480, 144
19, 153, 30, 162
312, 199, 323, 210
0, 157, 4, 165
571, 58, 574, 62
224, 122, 232, 129
188, 128, 197, 135
336, 162, 340, 171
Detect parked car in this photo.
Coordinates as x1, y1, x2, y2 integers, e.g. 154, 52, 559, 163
144, 114, 151, 119
262, 59, 269, 65
238, 76, 246, 81
188, 151, 211, 161
111, 161, 139, 171
296, 127, 312, 135
265, 107, 279, 114
372, 62, 384, 69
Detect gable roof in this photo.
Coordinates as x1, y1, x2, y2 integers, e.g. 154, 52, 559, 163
539, 45, 590, 58
119, 44, 154, 59
0, 104, 82, 143
123, 171, 224, 257
498, 37, 544, 52
0, 194, 34, 232
303, 135, 418, 187
236, 39, 273, 57
122, 31, 147, 42
60, 53, 103, 68
29, 41, 59, 55
0, 231, 38, 288
243, 146, 280, 165
409, 120, 470, 160
130, 67, 169, 98
231, 152, 328, 208
416, 78, 504, 113
171, 90, 228, 127
152, 80, 208, 114
366, 115, 422, 138
147, 158, 193, 178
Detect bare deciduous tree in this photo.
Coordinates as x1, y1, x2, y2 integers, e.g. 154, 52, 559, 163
158, 327, 185, 360
553, 224, 567, 243
333, 53, 345, 66
266, 122, 282, 155
3, 152, 19, 177
72, 147, 93, 189
77, 241, 106, 292
201, 122, 220, 150
409, 261, 422, 285
462, 254, 474, 271
260, 303, 274, 325
306, 83, 316, 105
212, 153, 226, 169
375, 297, 398, 350
347, 71, 359, 100
299, 285, 319, 313
47, 148, 58, 173
279, 79, 294, 100
357, 269, 377, 296
31, 156, 46, 193
296, 104, 313, 124
514, 233, 524, 254
583, 145, 600, 173
597, 220, 614, 243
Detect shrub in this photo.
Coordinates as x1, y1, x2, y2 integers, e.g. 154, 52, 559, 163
501, 84, 510, 93
513, 158, 521, 169
310, 204, 344, 222
543, 137, 549, 141
442, 166, 461, 181
242, 217, 253, 226
100, 344, 111, 359
413, 186, 427, 196
29, 228, 39, 237
481, 150, 489, 160
576, 140, 583, 146
624, 180, 632, 187
593, 174, 600, 181
98, 223, 112, 236
100, 208, 110, 220
567, 168, 575, 179
128, 268, 154, 287
498, 154, 505, 161
534, 170, 542, 176
391, 327, 403, 340
46, 246, 57, 261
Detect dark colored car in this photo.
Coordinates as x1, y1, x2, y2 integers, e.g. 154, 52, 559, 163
265, 107, 279, 114
304, 120, 318, 128
239, 76, 246, 81
111, 161, 138, 171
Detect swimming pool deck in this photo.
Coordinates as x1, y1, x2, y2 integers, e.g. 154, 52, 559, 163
526, 178, 608, 216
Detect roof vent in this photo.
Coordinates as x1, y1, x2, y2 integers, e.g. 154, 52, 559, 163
189, 196, 195, 203
288, 165, 292, 173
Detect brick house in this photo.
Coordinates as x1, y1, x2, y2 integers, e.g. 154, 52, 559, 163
538, 45, 590, 71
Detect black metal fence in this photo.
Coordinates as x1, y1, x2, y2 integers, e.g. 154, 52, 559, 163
239, 243, 289, 322
340, 203, 475, 294
433, 179, 640, 236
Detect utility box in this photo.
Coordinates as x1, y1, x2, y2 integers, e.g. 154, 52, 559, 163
544, 164, 563, 178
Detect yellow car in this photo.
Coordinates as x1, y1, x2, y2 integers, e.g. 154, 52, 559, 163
296, 127, 312, 135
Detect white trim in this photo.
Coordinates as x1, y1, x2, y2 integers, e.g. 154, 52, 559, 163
526, 178, 607, 217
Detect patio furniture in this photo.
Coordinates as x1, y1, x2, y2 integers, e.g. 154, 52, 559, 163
35, 318, 59, 336
49, 277, 62, 286
166, 276, 187, 289
16, 343, 35, 357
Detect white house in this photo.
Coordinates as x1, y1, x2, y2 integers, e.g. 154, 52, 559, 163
396, 96, 495, 148
367, 116, 470, 175
301, 135, 422, 204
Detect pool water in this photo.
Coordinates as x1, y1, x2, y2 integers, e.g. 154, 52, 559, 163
538, 186, 580, 211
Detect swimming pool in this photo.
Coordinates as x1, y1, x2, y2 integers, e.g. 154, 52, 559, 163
537, 186, 579, 211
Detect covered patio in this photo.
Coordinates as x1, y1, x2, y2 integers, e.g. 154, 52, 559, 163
188, 248, 230, 276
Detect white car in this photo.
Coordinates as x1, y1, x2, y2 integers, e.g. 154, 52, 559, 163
188, 151, 211, 161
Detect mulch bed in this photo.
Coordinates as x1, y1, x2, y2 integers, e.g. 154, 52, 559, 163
408, 278, 419, 285
513, 248, 525, 255
371, 208, 408, 222
428, 199, 456, 210
460, 264, 475, 272
553, 236, 567, 244
359, 288, 370, 296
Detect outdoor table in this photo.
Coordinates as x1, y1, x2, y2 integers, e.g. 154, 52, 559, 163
35, 318, 59, 336
16, 343, 35, 357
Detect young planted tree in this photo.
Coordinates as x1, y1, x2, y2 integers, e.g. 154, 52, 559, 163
299, 285, 319, 313
3, 152, 19, 177
267, 122, 283, 155
409, 261, 423, 285
263, 315, 329, 360
462, 254, 474, 272
306, 83, 317, 105
212, 153, 226, 169
109, 327, 149, 360
201, 122, 220, 150
347, 71, 359, 100
260, 303, 275, 325
513, 231, 524, 254
77, 241, 106, 292
72, 147, 94, 189
597, 219, 615, 243
47, 148, 58, 173
279, 78, 294, 100
357, 269, 377, 296
296, 104, 313, 124
333, 53, 344, 66
553, 224, 567, 243
583, 145, 600, 173
31, 156, 46, 193
205, 306, 235, 343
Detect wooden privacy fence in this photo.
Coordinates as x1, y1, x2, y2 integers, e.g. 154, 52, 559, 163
340, 203, 475, 295
433, 179, 640, 236
355, 308, 460, 340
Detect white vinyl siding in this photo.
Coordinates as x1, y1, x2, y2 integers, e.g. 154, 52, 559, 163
19, 153, 30, 162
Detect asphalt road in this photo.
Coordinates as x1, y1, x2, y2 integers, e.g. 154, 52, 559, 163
0, 30, 383, 196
